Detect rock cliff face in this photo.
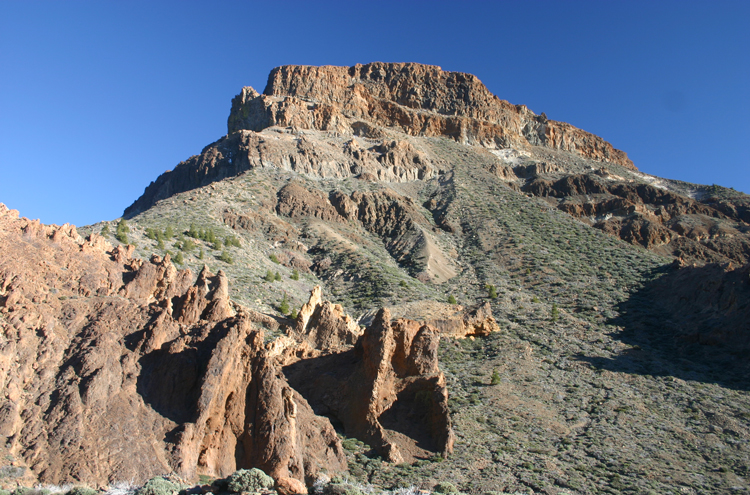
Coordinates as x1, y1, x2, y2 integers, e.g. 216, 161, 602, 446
0, 205, 457, 486
283, 308, 454, 464
125, 63, 633, 217
522, 172, 750, 264
254, 63, 634, 169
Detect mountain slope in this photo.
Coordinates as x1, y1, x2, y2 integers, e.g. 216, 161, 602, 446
5, 63, 750, 494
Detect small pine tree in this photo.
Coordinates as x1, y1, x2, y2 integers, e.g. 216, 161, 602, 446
490, 369, 501, 385
198, 248, 204, 260
291, 269, 300, 281
218, 250, 233, 264
269, 254, 280, 264
212, 238, 223, 250
448, 295, 457, 304
274, 271, 281, 281
486, 284, 498, 299
399, 280, 408, 288
100, 224, 110, 237
279, 293, 290, 315
157, 238, 165, 250
164, 225, 174, 239
264, 270, 275, 282
290, 308, 298, 319
551, 303, 559, 322
174, 252, 184, 265
188, 223, 198, 238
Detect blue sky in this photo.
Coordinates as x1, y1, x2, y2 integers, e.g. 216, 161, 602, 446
1, 1, 748, 227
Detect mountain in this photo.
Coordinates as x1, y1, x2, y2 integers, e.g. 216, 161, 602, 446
2, 63, 750, 494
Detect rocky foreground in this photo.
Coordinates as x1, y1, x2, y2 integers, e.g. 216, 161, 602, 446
0, 204, 501, 489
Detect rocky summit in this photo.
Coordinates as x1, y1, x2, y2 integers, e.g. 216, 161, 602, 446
2, 63, 750, 494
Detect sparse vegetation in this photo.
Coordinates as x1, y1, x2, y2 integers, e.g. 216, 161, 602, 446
218, 250, 233, 264
447, 294, 457, 304
279, 293, 290, 315
115, 219, 129, 244
291, 269, 300, 280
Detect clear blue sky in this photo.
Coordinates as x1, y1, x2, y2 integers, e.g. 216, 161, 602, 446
1, 1, 748, 227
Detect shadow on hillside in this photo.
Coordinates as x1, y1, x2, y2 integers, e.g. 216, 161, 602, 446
575, 264, 750, 391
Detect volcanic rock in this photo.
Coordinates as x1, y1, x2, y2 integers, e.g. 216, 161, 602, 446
284, 308, 454, 464
0, 204, 346, 486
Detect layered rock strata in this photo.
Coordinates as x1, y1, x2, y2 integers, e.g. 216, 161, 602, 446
125, 62, 633, 217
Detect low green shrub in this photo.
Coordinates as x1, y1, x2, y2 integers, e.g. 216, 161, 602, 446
490, 369, 501, 385
65, 487, 97, 495
433, 482, 459, 494
135, 476, 181, 495
224, 468, 274, 493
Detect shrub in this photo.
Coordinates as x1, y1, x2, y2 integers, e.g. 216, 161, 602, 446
225, 468, 274, 493
181, 239, 195, 252
433, 482, 458, 494
212, 239, 223, 250
323, 484, 365, 495
164, 226, 174, 239
218, 251, 233, 264
198, 248, 204, 260
291, 269, 300, 281
490, 369, 501, 385
100, 224, 110, 237
11, 488, 30, 495
264, 270, 275, 282
157, 238, 165, 250
269, 254, 280, 264
274, 271, 281, 281
279, 293, 290, 315
290, 308, 298, 319
135, 477, 181, 495
551, 303, 559, 322
447, 295, 457, 304
65, 488, 97, 495
115, 219, 129, 244
224, 236, 240, 248
0, 465, 25, 479
173, 252, 184, 265
399, 280, 408, 288
486, 284, 498, 299
342, 438, 359, 451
